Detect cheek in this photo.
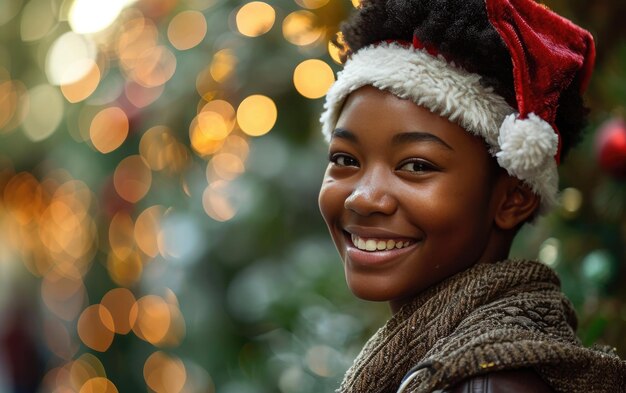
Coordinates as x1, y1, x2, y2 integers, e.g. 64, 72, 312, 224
318, 173, 345, 227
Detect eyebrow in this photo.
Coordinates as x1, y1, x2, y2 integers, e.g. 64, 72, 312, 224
392, 132, 454, 151
331, 128, 358, 143
331, 128, 454, 151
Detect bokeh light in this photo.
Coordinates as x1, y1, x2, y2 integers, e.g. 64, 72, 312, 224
71, 354, 107, 390
0, 0, 22, 26
144, 352, 187, 393
90, 107, 129, 154
125, 82, 164, 108
113, 155, 152, 203
131, 295, 175, 345
69, 0, 133, 34
20, 0, 56, 42
235, 2, 275, 37
78, 377, 119, 393
61, 60, 102, 103
236, 95, 277, 137
210, 49, 238, 83
295, 0, 331, 9
46, 32, 97, 86
560, 187, 583, 218
22, 84, 64, 141
282, 11, 323, 46
100, 288, 137, 335
167, 10, 207, 50
208, 153, 245, 181
107, 250, 144, 287
77, 305, 115, 352
202, 180, 237, 222
135, 205, 165, 258
41, 266, 88, 321
0, 76, 28, 133
293, 59, 335, 99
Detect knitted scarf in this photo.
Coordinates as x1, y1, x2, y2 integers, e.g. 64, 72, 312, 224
338, 260, 626, 393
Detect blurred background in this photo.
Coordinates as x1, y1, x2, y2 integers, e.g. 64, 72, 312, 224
0, 0, 625, 392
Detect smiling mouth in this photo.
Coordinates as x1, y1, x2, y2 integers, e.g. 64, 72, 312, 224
350, 233, 415, 252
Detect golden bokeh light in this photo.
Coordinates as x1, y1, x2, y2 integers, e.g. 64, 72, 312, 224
131, 295, 172, 345
109, 211, 135, 260
210, 49, 237, 83
208, 153, 245, 181
100, 288, 137, 335
117, 17, 159, 70
61, 60, 101, 103
351, 0, 361, 7
195, 65, 219, 101
293, 59, 335, 99
190, 100, 238, 156
199, 99, 236, 133
236, 95, 277, 137
328, 40, 343, 64
167, 10, 207, 50
235, 2, 275, 38
22, 84, 64, 142
282, 11, 324, 46
144, 352, 187, 393
0, 78, 28, 132
190, 124, 225, 157
130, 45, 177, 88
77, 305, 115, 352
90, 107, 129, 154
125, 82, 164, 108
202, 180, 236, 222
139, 126, 190, 174
135, 205, 165, 258
70, 354, 107, 391
295, 0, 330, 9
221, 134, 250, 161
107, 250, 144, 287
79, 377, 119, 393
113, 155, 152, 203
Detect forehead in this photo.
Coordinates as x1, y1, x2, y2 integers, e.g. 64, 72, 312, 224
335, 86, 489, 155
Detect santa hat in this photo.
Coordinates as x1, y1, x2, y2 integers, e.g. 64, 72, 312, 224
320, 0, 595, 214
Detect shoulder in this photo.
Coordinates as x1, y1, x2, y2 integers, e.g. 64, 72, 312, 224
442, 368, 554, 393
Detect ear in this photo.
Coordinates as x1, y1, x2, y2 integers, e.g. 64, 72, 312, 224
494, 176, 540, 230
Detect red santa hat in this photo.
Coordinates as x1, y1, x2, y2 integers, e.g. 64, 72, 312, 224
320, 0, 595, 214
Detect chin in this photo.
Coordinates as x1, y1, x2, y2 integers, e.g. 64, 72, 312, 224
345, 275, 401, 302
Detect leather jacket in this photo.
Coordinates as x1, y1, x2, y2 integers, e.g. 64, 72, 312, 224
442, 368, 554, 393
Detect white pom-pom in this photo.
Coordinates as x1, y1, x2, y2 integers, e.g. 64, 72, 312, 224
496, 113, 558, 180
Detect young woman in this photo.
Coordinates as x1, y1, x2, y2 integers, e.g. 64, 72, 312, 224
318, 0, 626, 391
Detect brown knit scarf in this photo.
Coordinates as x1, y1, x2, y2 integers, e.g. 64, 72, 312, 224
338, 260, 626, 393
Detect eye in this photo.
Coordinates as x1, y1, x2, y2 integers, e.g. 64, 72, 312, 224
398, 159, 437, 173
330, 153, 359, 168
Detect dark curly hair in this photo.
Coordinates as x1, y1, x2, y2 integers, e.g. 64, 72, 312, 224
337, 0, 589, 159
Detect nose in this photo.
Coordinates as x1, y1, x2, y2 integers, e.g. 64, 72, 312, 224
344, 167, 397, 216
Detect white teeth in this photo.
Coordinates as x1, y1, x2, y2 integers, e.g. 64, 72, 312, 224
350, 234, 412, 252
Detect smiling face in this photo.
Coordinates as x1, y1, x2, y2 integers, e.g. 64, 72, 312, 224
319, 86, 513, 312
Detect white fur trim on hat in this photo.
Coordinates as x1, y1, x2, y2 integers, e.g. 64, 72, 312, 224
320, 42, 560, 214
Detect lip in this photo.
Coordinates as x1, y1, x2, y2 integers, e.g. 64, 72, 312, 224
341, 228, 420, 267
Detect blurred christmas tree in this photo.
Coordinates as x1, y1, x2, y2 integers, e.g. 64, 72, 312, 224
0, 0, 624, 392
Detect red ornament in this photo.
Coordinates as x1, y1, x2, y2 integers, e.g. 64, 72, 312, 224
595, 117, 626, 179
